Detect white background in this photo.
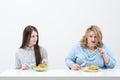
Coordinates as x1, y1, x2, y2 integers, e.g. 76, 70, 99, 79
0, 0, 120, 73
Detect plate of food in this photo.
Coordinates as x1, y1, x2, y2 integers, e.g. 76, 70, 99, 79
82, 65, 99, 72
32, 64, 48, 72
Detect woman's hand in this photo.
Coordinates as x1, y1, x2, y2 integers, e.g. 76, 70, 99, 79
42, 59, 48, 64
97, 48, 105, 55
22, 64, 29, 70
70, 64, 80, 70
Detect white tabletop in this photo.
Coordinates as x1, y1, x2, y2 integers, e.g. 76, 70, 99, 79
0, 69, 120, 77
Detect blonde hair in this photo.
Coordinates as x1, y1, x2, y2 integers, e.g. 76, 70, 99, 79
80, 25, 103, 48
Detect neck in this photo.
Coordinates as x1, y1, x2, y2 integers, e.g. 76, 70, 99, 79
88, 46, 96, 53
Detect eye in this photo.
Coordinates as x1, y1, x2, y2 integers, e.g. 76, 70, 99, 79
31, 35, 35, 38
89, 35, 92, 38
31, 35, 38, 38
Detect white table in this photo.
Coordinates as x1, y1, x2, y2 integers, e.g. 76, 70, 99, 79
0, 69, 120, 80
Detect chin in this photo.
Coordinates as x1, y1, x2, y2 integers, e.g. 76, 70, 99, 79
33, 43, 37, 45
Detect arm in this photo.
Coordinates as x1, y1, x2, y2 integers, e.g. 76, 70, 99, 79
15, 50, 29, 70
99, 45, 116, 68
15, 52, 22, 69
40, 46, 48, 64
65, 47, 76, 68
15, 49, 34, 70
65, 45, 80, 70
98, 48, 110, 64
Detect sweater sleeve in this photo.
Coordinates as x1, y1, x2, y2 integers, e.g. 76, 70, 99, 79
15, 51, 22, 69
65, 45, 76, 68
40, 46, 48, 60
103, 45, 116, 68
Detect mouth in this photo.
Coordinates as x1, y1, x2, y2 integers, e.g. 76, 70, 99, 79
91, 41, 96, 47
33, 41, 37, 43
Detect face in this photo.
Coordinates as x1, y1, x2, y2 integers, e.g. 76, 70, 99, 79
28, 31, 38, 47
87, 31, 98, 47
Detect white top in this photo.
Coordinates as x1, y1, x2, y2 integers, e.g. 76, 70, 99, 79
15, 46, 47, 69
0, 69, 120, 77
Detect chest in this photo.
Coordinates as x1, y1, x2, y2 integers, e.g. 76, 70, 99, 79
18, 50, 35, 64
75, 49, 104, 67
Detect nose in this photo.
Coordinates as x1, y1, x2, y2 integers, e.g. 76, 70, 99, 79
91, 37, 95, 41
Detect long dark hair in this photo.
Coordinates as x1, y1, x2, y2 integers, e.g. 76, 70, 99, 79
20, 25, 41, 66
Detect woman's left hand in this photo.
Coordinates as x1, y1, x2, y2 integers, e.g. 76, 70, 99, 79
98, 47, 110, 64
97, 48, 105, 55
42, 59, 48, 64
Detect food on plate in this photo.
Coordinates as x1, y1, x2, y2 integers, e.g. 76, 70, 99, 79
32, 64, 48, 72
82, 65, 99, 72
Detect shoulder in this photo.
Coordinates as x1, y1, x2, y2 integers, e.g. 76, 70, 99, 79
39, 45, 47, 52
102, 44, 109, 49
102, 44, 112, 51
16, 48, 24, 53
73, 41, 81, 48
15, 48, 25, 57
102, 44, 113, 53
70, 41, 82, 50
15, 48, 25, 56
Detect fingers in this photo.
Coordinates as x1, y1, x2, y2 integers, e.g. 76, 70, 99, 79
22, 64, 28, 70
42, 59, 48, 64
98, 48, 105, 55
70, 64, 80, 70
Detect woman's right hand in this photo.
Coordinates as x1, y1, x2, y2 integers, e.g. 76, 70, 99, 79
70, 64, 80, 70
22, 64, 29, 70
